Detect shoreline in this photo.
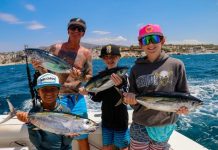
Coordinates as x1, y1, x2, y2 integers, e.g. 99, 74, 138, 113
0, 62, 25, 67
0, 52, 217, 67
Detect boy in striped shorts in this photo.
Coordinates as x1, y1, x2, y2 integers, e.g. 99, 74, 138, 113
123, 24, 190, 150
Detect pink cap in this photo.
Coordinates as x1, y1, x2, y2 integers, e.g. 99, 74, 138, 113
138, 24, 163, 40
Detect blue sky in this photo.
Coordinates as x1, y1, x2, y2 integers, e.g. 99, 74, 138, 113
0, 0, 218, 52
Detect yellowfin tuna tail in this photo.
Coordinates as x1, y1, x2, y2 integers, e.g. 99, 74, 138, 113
114, 87, 126, 107
0, 99, 16, 124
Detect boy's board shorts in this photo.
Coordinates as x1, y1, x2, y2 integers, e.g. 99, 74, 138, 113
102, 127, 130, 148
130, 122, 171, 150
60, 94, 88, 140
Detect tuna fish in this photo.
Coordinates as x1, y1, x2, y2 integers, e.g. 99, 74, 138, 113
24, 48, 72, 73
0, 99, 99, 135
136, 91, 203, 112
84, 66, 128, 93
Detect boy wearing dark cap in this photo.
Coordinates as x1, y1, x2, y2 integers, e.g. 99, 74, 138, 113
31, 17, 92, 150
88, 44, 130, 150
123, 24, 190, 150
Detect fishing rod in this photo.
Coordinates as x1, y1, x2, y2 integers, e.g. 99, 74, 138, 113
24, 45, 36, 108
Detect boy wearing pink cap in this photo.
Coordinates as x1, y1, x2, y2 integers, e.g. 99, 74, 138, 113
123, 24, 190, 150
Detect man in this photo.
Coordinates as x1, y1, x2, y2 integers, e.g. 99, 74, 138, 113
32, 17, 92, 150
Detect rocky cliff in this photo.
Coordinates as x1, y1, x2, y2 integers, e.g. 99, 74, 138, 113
0, 51, 26, 65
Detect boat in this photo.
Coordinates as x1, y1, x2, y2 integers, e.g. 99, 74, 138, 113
0, 110, 208, 150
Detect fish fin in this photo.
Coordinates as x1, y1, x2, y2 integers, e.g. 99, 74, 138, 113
115, 98, 123, 106
32, 127, 40, 130
144, 107, 149, 111
114, 87, 125, 107
0, 98, 16, 124
0, 113, 14, 124
136, 99, 149, 110
94, 113, 101, 117
78, 62, 90, 82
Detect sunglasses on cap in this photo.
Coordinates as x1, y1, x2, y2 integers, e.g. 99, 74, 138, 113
140, 35, 163, 46
69, 26, 85, 32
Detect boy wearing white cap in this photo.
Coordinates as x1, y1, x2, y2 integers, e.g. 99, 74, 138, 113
123, 24, 190, 150
16, 73, 74, 150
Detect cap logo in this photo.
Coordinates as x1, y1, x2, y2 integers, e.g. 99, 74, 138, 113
106, 45, 112, 54
40, 77, 56, 82
145, 26, 153, 33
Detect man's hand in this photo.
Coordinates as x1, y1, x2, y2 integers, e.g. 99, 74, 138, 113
123, 92, 137, 105
176, 106, 189, 115
111, 73, 123, 86
70, 67, 82, 79
32, 59, 42, 70
65, 132, 80, 138
79, 87, 88, 95
16, 112, 29, 123
32, 59, 47, 73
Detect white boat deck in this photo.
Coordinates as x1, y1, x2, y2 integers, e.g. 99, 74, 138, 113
0, 110, 208, 150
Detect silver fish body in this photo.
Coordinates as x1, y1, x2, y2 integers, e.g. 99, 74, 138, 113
85, 66, 128, 93
29, 112, 98, 135
24, 48, 71, 73
0, 99, 99, 135
136, 92, 203, 112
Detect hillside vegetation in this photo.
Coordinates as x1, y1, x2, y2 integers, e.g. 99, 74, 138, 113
0, 44, 218, 65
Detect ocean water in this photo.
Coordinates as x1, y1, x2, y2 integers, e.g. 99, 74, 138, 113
0, 54, 218, 150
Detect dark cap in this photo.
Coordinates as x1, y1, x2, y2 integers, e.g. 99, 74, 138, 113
67, 18, 86, 31
99, 44, 121, 58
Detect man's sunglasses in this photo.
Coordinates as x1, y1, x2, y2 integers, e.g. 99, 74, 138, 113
69, 26, 85, 32
140, 35, 163, 46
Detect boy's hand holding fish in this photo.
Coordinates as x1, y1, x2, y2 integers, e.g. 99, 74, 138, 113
123, 92, 137, 105
16, 112, 29, 123
110, 73, 123, 86
70, 67, 83, 78
176, 106, 189, 115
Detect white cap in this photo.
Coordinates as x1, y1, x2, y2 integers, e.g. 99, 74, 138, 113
35, 73, 61, 90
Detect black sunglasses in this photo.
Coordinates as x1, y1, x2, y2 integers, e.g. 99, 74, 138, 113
69, 26, 85, 32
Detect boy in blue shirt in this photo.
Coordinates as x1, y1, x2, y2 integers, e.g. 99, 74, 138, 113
17, 73, 75, 150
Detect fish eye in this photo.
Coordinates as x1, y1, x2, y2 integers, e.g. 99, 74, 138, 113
86, 120, 91, 125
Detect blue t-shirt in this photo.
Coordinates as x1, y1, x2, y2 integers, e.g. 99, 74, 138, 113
59, 94, 88, 140
59, 94, 88, 118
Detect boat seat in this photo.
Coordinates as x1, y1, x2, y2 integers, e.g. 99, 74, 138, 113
0, 147, 29, 150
